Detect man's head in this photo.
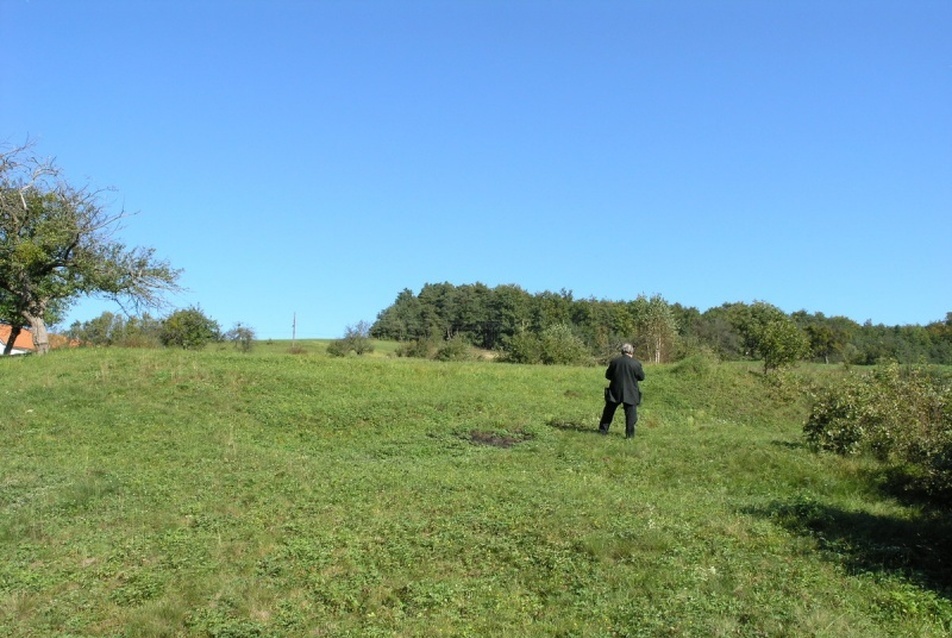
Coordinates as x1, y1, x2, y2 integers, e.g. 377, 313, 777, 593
621, 343, 634, 356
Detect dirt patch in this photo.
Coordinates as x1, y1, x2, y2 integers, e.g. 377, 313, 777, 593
467, 429, 531, 448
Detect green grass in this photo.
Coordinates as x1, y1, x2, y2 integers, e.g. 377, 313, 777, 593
1, 347, 949, 637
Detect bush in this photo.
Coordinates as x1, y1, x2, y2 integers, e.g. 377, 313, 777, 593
759, 318, 809, 373
671, 348, 719, 377
159, 307, 221, 350
804, 363, 952, 501
435, 335, 472, 361
396, 337, 438, 359
500, 330, 542, 364
540, 323, 592, 366
224, 323, 256, 353
67, 312, 162, 347
327, 321, 375, 357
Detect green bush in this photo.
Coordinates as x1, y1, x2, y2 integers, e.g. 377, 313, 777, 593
325, 339, 349, 357
804, 363, 952, 501
671, 348, 719, 377
67, 311, 163, 347
159, 307, 221, 350
759, 318, 809, 373
395, 337, 438, 359
435, 335, 472, 361
540, 323, 592, 366
500, 330, 542, 364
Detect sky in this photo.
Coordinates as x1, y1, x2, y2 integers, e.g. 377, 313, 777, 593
2, 0, 950, 339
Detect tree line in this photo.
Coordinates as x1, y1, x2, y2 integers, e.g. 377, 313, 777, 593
370, 282, 952, 367
64, 308, 256, 352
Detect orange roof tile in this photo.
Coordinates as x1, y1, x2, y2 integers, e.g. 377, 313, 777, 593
0, 324, 36, 352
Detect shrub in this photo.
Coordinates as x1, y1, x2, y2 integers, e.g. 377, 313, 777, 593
224, 323, 256, 353
759, 318, 809, 373
500, 330, 542, 364
540, 323, 591, 366
671, 348, 719, 377
325, 339, 349, 357
327, 321, 375, 357
67, 312, 163, 347
159, 307, 221, 350
804, 363, 952, 501
435, 335, 472, 361
396, 337, 438, 359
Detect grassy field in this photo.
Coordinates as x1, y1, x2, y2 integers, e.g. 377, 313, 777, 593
1, 345, 950, 637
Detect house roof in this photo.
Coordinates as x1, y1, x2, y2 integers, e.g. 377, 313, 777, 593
0, 324, 36, 352
1, 324, 82, 353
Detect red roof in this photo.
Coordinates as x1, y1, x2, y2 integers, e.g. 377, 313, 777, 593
0, 324, 36, 352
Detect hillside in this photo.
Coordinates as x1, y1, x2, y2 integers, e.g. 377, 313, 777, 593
1, 347, 949, 637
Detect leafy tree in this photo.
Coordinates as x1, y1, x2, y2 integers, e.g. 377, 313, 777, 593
531, 289, 574, 332
0, 142, 181, 354
758, 317, 809, 373
697, 306, 745, 359
804, 322, 837, 363
454, 282, 493, 347
67, 311, 163, 348
67, 311, 120, 346
630, 294, 678, 363
416, 282, 460, 339
371, 288, 423, 341
116, 313, 163, 348
488, 283, 533, 347
733, 301, 788, 359
159, 307, 220, 350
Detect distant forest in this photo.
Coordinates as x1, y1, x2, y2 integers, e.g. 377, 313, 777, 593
370, 282, 952, 365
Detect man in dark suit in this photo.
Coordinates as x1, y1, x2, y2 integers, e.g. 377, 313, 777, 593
599, 343, 645, 438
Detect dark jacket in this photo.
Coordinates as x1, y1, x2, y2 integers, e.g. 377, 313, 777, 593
605, 354, 645, 405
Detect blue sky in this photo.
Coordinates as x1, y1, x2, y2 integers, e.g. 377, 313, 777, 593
2, 0, 949, 339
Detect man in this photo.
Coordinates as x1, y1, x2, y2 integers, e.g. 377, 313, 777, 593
599, 343, 645, 438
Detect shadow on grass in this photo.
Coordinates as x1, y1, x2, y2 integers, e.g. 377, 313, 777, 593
751, 496, 952, 599
546, 417, 601, 435
769, 438, 808, 451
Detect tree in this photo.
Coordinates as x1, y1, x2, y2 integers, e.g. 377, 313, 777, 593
630, 294, 678, 363
66, 311, 163, 348
758, 317, 809, 373
371, 288, 423, 342
0, 142, 181, 354
488, 284, 533, 347
159, 307, 220, 350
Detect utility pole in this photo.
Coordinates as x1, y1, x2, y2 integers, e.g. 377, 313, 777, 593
291, 312, 297, 349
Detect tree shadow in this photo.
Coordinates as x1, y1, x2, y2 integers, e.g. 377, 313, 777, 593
748, 497, 952, 599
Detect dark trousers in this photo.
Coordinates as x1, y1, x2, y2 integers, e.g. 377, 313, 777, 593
599, 401, 638, 438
